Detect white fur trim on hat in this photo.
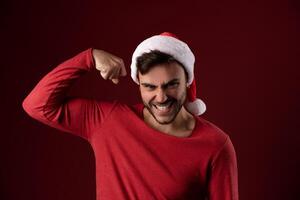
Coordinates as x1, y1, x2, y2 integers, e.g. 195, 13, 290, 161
130, 35, 195, 85
185, 99, 206, 116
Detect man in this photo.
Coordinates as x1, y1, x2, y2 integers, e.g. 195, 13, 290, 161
23, 32, 238, 199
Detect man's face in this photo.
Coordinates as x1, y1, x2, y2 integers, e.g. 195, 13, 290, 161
138, 62, 187, 124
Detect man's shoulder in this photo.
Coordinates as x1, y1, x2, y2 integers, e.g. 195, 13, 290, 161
193, 116, 229, 147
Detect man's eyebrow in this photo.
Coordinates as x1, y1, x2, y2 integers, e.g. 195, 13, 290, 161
141, 79, 180, 87
162, 78, 180, 87
140, 83, 156, 87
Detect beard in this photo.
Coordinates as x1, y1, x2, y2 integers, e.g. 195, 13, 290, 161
143, 91, 186, 125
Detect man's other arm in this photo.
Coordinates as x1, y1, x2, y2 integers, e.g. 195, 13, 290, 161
208, 136, 239, 200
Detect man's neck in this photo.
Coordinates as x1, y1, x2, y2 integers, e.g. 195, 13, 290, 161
143, 107, 196, 138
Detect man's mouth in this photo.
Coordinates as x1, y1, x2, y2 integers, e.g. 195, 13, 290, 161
152, 100, 174, 112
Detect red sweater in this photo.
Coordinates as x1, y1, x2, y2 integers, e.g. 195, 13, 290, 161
23, 49, 238, 200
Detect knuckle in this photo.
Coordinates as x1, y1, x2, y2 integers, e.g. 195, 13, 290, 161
115, 57, 124, 64
118, 58, 124, 63
101, 73, 108, 79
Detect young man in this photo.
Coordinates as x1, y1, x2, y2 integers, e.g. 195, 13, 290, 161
23, 32, 238, 200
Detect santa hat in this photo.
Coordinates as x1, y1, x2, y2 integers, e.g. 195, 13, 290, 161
130, 32, 206, 115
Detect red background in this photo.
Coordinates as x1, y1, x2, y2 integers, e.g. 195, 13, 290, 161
1, 0, 299, 199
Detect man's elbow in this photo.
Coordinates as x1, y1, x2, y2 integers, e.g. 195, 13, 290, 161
22, 95, 42, 119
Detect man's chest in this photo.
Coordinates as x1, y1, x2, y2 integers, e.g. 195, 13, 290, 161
91, 126, 210, 199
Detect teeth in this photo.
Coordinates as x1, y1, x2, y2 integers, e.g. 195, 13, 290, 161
157, 106, 168, 110
155, 102, 172, 111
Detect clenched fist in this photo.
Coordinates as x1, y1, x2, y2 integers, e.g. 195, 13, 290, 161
92, 49, 127, 84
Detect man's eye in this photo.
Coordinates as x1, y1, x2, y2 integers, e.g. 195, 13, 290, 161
168, 82, 179, 88
145, 85, 156, 90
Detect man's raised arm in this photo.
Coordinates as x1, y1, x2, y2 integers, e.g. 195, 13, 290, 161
22, 48, 126, 140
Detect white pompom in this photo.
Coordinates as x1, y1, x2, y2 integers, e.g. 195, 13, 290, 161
186, 98, 206, 116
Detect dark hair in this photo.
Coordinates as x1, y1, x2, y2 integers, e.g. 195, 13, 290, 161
136, 50, 188, 79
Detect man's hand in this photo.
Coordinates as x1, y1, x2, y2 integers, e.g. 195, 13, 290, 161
92, 49, 127, 84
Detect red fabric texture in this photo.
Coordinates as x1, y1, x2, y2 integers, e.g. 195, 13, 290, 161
160, 32, 180, 39
187, 79, 197, 102
23, 49, 239, 200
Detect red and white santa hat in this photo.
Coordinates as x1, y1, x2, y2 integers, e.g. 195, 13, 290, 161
130, 32, 206, 115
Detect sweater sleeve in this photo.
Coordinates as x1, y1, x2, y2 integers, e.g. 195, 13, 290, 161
208, 136, 239, 200
22, 48, 115, 141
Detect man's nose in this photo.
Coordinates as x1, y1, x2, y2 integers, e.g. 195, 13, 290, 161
155, 89, 168, 103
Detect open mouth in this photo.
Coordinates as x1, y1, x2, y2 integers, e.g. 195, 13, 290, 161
152, 100, 175, 113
